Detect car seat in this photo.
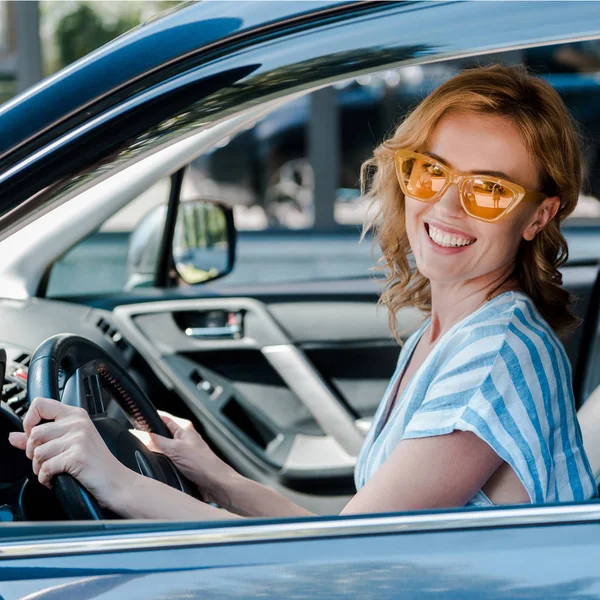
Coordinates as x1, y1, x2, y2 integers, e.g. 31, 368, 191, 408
578, 390, 600, 486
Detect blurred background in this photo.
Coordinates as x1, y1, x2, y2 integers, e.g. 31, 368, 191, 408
3, 1, 600, 296
0, 1, 180, 100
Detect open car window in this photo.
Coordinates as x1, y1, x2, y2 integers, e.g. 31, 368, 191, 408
40, 41, 600, 298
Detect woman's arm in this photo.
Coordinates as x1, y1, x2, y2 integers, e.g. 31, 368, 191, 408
341, 430, 504, 514
141, 411, 506, 515
8, 398, 313, 519
116, 469, 314, 519
112, 468, 316, 520
129, 428, 504, 518
10, 399, 505, 519
130, 411, 314, 518
174, 430, 504, 516
114, 472, 241, 520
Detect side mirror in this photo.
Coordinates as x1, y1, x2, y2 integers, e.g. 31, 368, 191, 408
173, 200, 235, 284
126, 199, 235, 289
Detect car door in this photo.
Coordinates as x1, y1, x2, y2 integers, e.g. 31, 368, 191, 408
1, 0, 600, 595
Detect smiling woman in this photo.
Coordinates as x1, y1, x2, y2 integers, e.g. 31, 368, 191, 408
8, 64, 598, 518
357, 64, 596, 508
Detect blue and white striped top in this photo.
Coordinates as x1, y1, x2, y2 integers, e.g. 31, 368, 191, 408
354, 291, 597, 506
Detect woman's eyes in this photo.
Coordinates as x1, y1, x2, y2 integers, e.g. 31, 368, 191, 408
420, 162, 509, 193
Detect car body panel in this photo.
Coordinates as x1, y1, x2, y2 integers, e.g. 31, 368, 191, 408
2, 507, 600, 597
0, 0, 357, 160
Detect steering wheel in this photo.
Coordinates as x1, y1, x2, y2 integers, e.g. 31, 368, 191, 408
27, 334, 193, 519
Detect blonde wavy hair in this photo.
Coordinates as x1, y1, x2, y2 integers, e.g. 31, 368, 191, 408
362, 64, 584, 342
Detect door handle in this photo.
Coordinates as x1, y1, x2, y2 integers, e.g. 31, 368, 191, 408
184, 324, 241, 339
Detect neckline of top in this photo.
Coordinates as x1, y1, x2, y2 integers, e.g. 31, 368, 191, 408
373, 290, 530, 440
424, 289, 529, 344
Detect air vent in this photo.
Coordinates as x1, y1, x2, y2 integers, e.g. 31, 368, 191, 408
2, 351, 30, 417
95, 317, 131, 354
13, 352, 31, 366
2, 378, 27, 417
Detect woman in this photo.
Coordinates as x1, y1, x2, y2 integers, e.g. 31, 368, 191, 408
9, 65, 597, 518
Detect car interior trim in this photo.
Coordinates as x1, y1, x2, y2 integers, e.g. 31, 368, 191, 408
262, 344, 365, 455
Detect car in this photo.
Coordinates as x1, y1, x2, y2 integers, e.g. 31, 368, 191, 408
1, 1, 600, 597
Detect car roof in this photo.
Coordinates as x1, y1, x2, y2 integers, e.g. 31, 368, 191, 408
0, 0, 356, 160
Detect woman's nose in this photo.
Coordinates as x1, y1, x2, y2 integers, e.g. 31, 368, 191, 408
434, 183, 465, 219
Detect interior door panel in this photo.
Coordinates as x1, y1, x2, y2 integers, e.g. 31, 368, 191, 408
302, 342, 401, 418
112, 294, 424, 509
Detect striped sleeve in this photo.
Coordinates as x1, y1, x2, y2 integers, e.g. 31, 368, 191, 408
401, 308, 594, 504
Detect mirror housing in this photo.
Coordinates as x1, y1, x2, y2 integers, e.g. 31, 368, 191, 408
126, 199, 235, 289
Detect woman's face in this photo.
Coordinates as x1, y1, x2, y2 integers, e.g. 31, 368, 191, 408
404, 111, 557, 288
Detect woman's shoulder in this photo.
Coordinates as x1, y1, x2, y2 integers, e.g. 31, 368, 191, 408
435, 291, 567, 385
454, 291, 561, 350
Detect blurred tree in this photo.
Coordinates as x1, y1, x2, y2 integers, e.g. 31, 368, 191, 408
52, 1, 183, 70
55, 3, 139, 66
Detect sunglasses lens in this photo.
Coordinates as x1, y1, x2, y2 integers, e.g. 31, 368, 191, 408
462, 179, 516, 220
397, 156, 447, 201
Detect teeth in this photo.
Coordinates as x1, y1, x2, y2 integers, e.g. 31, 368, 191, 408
428, 225, 475, 248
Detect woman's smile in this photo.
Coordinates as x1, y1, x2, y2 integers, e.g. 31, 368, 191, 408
424, 221, 477, 254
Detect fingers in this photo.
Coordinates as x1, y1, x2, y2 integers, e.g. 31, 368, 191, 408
8, 431, 27, 450
157, 410, 176, 420
129, 429, 159, 452
129, 428, 173, 456
149, 431, 176, 453
31, 436, 72, 477
9, 419, 73, 457
24, 420, 72, 460
157, 411, 193, 433
37, 453, 71, 488
23, 397, 82, 436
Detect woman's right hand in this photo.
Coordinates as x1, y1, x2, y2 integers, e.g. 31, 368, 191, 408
132, 411, 237, 503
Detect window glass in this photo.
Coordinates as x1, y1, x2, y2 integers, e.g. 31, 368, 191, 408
46, 178, 170, 297
192, 42, 600, 231
0, 1, 16, 104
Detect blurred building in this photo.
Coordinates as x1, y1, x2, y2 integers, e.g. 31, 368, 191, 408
0, 0, 41, 101
0, 1, 16, 101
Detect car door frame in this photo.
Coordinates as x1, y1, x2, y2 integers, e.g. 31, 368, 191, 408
1, 504, 600, 597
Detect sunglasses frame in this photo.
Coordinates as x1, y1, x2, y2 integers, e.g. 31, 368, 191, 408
394, 149, 547, 223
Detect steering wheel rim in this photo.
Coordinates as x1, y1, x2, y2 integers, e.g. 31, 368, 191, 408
27, 333, 191, 520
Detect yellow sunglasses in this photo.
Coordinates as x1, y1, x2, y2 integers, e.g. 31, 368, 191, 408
394, 149, 546, 223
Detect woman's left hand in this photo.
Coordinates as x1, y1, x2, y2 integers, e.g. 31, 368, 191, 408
8, 397, 131, 510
